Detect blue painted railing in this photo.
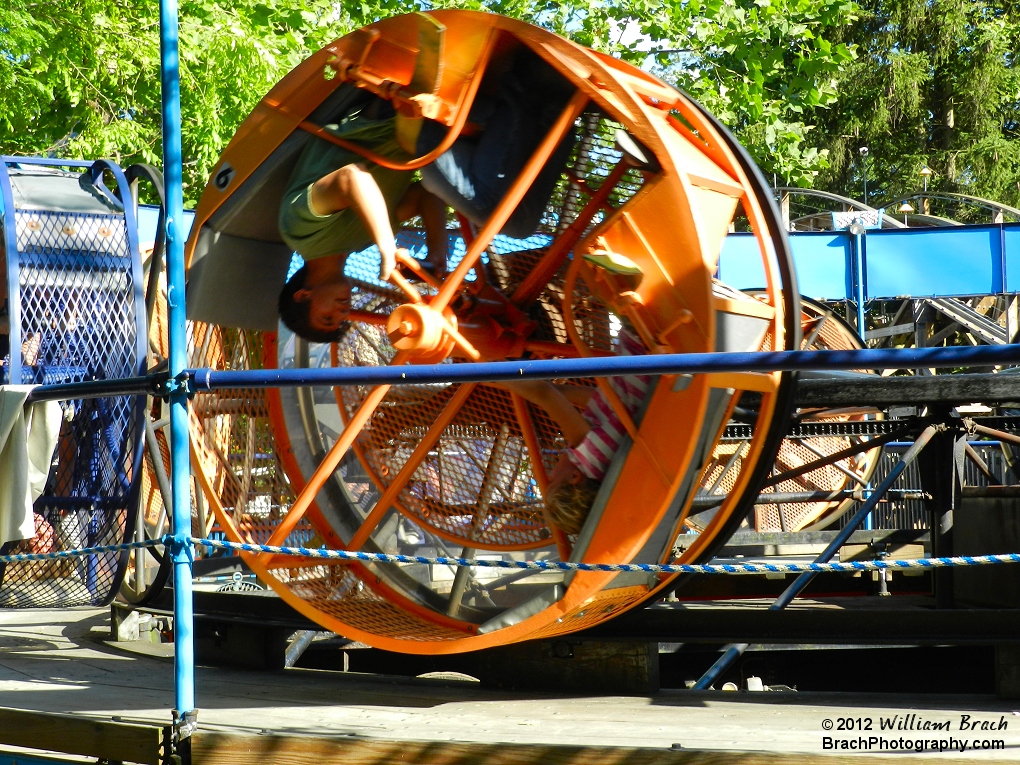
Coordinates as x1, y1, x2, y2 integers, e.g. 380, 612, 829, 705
720, 223, 1020, 300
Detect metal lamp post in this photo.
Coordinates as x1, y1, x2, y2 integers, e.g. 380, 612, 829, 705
919, 166, 932, 215
859, 146, 869, 203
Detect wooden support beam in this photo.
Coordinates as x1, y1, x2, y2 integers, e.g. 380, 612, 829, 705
1007, 296, 1019, 345
794, 373, 1020, 408
0, 708, 164, 765
189, 733, 981, 765
864, 322, 915, 341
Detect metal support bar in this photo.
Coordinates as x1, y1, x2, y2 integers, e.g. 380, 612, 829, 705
852, 229, 866, 341
188, 344, 1020, 391
447, 547, 475, 618
160, 0, 195, 727
968, 419, 1020, 447
918, 415, 964, 608
763, 427, 910, 487
26, 373, 167, 403
690, 488, 925, 510
22, 350, 1020, 405
283, 630, 318, 669
691, 425, 938, 691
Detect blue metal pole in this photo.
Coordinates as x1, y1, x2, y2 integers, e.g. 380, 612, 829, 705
853, 229, 867, 342
186, 342, 1020, 391
159, 0, 194, 717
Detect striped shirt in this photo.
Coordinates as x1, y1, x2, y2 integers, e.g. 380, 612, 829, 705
565, 331, 652, 481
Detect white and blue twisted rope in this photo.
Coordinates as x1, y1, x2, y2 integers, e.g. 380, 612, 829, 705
5, 536, 1020, 575
0, 538, 160, 565
193, 537, 1020, 575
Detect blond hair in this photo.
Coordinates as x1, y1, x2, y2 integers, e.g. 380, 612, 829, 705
546, 476, 601, 536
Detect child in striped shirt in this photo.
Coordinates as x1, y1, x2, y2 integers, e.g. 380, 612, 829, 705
502, 330, 651, 535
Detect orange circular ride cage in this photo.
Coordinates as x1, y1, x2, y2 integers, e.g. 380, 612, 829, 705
183, 10, 799, 653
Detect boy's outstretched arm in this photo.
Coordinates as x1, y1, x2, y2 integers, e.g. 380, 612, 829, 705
310, 163, 401, 280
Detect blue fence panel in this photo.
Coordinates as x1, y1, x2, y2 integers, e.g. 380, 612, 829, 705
865, 225, 1004, 299
720, 223, 1020, 302
720, 231, 852, 299
790, 232, 853, 300
1004, 224, 1020, 293
717, 233, 766, 288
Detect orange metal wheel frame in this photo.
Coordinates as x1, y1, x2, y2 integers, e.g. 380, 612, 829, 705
182, 10, 799, 653
689, 297, 883, 535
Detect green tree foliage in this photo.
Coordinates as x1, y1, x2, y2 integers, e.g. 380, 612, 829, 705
0, 0, 364, 202
810, 0, 1020, 210
644, 0, 858, 186
0, 0, 856, 203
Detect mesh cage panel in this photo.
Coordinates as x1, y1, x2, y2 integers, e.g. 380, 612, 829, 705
526, 585, 650, 640
148, 289, 312, 548
0, 207, 143, 607
273, 563, 466, 641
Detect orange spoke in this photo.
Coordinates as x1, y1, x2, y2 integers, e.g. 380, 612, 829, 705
432, 91, 590, 312
387, 268, 424, 304
511, 159, 629, 307
512, 392, 572, 559
346, 382, 478, 551
773, 455, 825, 493
440, 316, 481, 360
264, 355, 406, 549
795, 438, 868, 485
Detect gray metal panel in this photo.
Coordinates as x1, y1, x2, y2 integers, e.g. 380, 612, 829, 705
206, 131, 309, 244
186, 227, 293, 331
716, 310, 769, 353
186, 84, 376, 331
201, 83, 369, 244
477, 584, 564, 634
8, 169, 113, 214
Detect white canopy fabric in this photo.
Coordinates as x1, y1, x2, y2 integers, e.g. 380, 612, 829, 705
0, 387, 61, 546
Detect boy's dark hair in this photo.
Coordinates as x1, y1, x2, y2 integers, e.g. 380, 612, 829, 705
278, 265, 349, 344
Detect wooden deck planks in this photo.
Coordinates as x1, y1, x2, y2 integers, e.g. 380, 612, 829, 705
0, 708, 163, 765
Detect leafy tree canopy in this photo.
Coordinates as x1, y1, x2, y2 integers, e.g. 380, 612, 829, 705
811, 0, 1020, 211
0, 0, 855, 203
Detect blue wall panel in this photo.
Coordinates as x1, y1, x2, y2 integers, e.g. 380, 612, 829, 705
719, 232, 851, 299
865, 225, 1003, 298
1004, 224, 1020, 293
788, 232, 853, 301
720, 223, 1020, 301
717, 234, 767, 290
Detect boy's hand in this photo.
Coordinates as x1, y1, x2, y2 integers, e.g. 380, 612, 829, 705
379, 245, 399, 281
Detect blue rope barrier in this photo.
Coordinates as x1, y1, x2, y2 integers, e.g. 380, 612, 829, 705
8, 535, 1020, 576
191, 537, 1020, 575
0, 538, 163, 565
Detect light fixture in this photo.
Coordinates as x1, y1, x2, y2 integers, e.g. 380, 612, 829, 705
919, 165, 932, 192
898, 201, 914, 225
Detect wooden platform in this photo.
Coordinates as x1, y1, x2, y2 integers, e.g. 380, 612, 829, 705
2, 608, 1020, 764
